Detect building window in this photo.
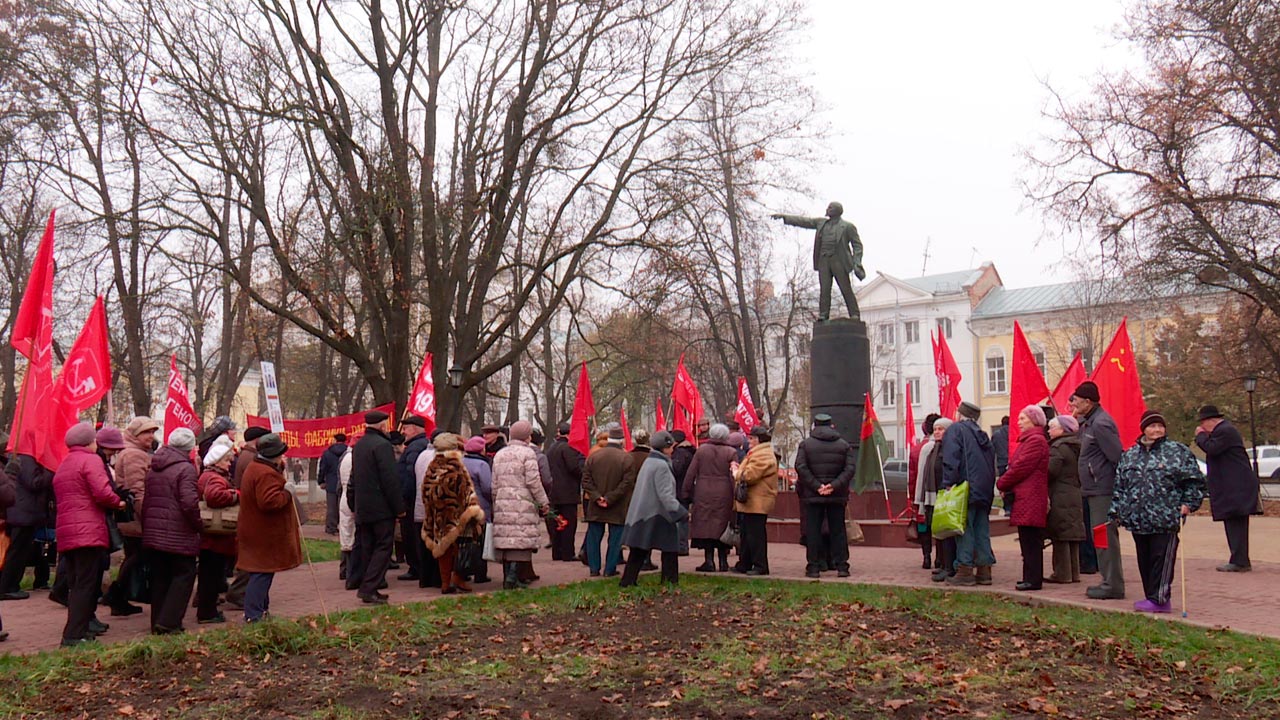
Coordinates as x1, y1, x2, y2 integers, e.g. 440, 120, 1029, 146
985, 347, 1007, 395
1070, 337, 1093, 373
885, 440, 896, 458
936, 317, 953, 339
1031, 343, 1047, 377
906, 377, 921, 404
880, 379, 896, 407
794, 335, 810, 355
877, 323, 895, 347
773, 335, 787, 354
904, 320, 920, 344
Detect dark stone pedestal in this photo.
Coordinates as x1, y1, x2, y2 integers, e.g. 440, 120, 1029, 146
810, 319, 871, 448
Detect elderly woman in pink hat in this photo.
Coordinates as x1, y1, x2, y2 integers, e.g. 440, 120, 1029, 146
996, 405, 1051, 591
52, 422, 126, 647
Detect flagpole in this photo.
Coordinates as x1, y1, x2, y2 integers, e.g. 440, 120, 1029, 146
874, 438, 893, 521
4, 364, 34, 473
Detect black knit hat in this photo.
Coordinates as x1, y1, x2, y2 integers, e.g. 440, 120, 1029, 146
1140, 410, 1167, 432
244, 427, 270, 442
1072, 381, 1100, 403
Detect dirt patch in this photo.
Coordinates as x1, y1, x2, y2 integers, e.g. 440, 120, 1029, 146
23, 590, 1271, 719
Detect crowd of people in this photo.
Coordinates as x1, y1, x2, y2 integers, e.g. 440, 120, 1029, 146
908, 381, 1260, 613
0, 377, 1263, 647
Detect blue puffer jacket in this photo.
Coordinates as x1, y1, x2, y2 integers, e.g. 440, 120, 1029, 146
1111, 437, 1206, 535
940, 419, 997, 507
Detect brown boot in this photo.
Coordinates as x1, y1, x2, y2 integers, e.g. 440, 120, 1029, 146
451, 573, 472, 593
438, 550, 456, 595
946, 565, 976, 586
976, 566, 992, 586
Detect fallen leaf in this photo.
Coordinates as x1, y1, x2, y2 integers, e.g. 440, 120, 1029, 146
649, 701, 671, 708
117, 706, 136, 717
883, 699, 913, 710
601, 693, 624, 704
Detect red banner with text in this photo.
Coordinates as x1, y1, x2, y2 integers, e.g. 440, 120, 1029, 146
246, 403, 396, 458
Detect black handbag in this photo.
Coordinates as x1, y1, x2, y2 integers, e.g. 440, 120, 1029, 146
106, 515, 125, 554
734, 480, 749, 504
456, 537, 484, 577
114, 488, 137, 524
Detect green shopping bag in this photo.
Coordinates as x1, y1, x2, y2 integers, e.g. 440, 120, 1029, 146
931, 481, 969, 540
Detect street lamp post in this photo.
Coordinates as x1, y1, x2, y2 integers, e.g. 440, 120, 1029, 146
1245, 375, 1260, 478
449, 363, 465, 432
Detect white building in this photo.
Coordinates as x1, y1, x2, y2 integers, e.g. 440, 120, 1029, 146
855, 263, 1002, 457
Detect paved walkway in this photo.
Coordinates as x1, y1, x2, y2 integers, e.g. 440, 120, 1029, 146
1, 517, 1276, 655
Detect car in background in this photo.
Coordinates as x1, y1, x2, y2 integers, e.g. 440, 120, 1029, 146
1249, 445, 1280, 479
881, 459, 910, 492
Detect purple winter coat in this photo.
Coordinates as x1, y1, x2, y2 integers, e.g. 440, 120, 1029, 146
141, 446, 202, 556
52, 447, 121, 552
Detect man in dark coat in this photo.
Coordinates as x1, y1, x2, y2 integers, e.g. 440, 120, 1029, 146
395, 418, 429, 581
581, 427, 636, 577
348, 410, 405, 604
545, 422, 584, 561
1194, 405, 1258, 572
940, 401, 998, 587
1071, 381, 1126, 600
670, 430, 696, 556
0, 453, 53, 600
992, 416, 1010, 476
318, 433, 347, 535
795, 413, 855, 579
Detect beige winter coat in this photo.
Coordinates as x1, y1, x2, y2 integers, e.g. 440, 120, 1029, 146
490, 439, 549, 551
115, 432, 153, 537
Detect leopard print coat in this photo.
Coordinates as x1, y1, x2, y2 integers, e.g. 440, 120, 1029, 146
420, 450, 485, 558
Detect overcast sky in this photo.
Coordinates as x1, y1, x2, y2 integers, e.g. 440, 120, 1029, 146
774, 0, 1137, 288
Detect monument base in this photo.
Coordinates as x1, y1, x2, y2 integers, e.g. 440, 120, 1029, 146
810, 318, 871, 448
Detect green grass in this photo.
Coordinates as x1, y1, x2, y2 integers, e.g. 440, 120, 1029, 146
1, 576, 1278, 715
301, 537, 343, 563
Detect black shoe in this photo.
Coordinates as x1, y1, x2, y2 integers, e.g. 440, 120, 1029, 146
1086, 585, 1125, 600
338, 569, 347, 581
837, 569, 851, 578
731, 566, 749, 574
0, 631, 8, 642
745, 569, 769, 577
0, 591, 30, 601
1015, 581, 1042, 591
30, 584, 50, 591
472, 576, 492, 584
695, 563, 716, 573
61, 637, 97, 648
922, 556, 932, 570
198, 614, 227, 624
110, 604, 144, 617
359, 594, 388, 605
397, 573, 419, 581
49, 593, 67, 607
602, 571, 619, 578
805, 570, 821, 579
577, 551, 588, 565
589, 571, 601, 577
377, 579, 388, 590
1216, 563, 1252, 573
641, 562, 658, 572
931, 569, 949, 582
151, 625, 184, 636
87, 619, 110, 635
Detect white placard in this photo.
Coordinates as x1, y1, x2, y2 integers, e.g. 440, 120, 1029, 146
260, 360, 285, 433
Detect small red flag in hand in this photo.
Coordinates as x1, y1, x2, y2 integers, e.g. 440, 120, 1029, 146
1092, 522, 1110, 550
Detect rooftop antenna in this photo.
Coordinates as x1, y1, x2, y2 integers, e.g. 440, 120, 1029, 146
969, 246, 980, 268
921, 236, 932, 276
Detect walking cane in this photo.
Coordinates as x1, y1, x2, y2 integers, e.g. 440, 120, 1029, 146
293, 498, 331, 625
1179, 515, 1188, 618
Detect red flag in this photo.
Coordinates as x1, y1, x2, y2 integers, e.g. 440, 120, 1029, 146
1051, 353, 1087, 414
7, 211, 59, 468
671, 354, 703, 423
933, 331, 962, 419
55, 296, 113, 414
671, 404, 693, 443
655, 398, 667, 432
1090, 318, 1146, 449
567, 362, 595, 456
11, 211, 56, 361
905, 381, 916, 442
407, 352, 438, 435
734, 377, 761, 432
619, 406, 634, 451
1008, 321, 1052, 459
164, 355, 202, 443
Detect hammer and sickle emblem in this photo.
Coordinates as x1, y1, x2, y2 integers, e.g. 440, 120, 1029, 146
1109, 349, 1127, 373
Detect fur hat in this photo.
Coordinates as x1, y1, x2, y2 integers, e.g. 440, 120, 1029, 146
203, 442, 233, 467
168, 427, 197, 452
65, 422, 96, 448
708, 423, 730, 441
434, 433, 463, 452
958, 401, 981, 420
509, 420, 533, 442
632, 428, 651, 447
1072, 381, 1100, 403
1020, 404, 1047, 427
749, 426, 772, 442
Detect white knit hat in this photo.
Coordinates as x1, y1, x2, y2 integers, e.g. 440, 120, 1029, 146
203, 442, 233, 467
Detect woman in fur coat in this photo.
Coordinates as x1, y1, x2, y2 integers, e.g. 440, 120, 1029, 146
421, 434, 485, 594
